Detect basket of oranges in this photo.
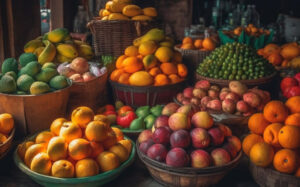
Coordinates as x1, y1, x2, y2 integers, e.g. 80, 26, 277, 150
109, 29, 188, 107
0, 113, 15, 159
14, 106, 135, 187
242, 97, 300, 187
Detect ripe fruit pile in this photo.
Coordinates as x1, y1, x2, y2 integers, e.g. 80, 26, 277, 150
226, 24, 270, 37
98, 0, 157, 21
138, 106, 242, 168
243, 97, 300, 176
197, 42, 275, 80
257, 43, 300, 68
110, 29, 188, 86
0, 113, 14, 144
180, 36, 217, 51
57, 57, 107, 83
17, 106, 132, 178
280, 73, 300, 98
24, 28, 94, 64
176, 80, 270, 116
0, 57, 68, 95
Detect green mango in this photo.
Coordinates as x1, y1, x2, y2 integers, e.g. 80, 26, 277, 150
129, 117, 145, 130
35, 68, 58, 83
0, 75, 17, 93
150, 105, 163, 116
144, 114, 156, 129
136, 106, 150, 118
5, 71, 17, 80
49, 75, 69, 90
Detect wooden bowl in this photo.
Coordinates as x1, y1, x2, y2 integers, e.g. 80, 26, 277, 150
0, 128, 15, 160
136, 141, 242, 187
250, 162, 300, 187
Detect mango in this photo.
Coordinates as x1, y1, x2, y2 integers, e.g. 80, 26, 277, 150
17, 74, 35, 92
19, 53, 38, 67
24, 40, 44, 53
141, 29, 165, 43
38, 40, 56, 65
35, 68, 58, 83
143, 7, 157, 17
56, 44, 78, 59
133, 37, 142, 47
131, 15, 152, 21
18, 61, 41, 77
73, 40, 88, 47
143, 55, 157, 70
139, 41, 157, 56
122, 5, 142, 17
78, 45, 94, 60
30, 81, 50, 95
108, 13, 129, 20
0, 75, 17, 93
106, 1, 128, 13
42, 62, 56, 69
49, 75, 69, 90
56, 54, 73, 63
1, 58, 18, 74
47, 28, 69, 43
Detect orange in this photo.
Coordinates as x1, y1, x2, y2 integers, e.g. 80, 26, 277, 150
124, 45, 139, 56
281, 59, 290, 67
115, 55, 127, 69
177, 63, 188, 78
128, 71, 154, 86
90, 141, 104, 158
117, 72, 131, 84
71, 106, 94, 129
202, 38, 216, 51
108, 143, 129, 163
148, 67, 162, 77
138, 41, 157, 56
110, 69, 125, 81
118, 139, 132, 154
263, 101, 289, 123
194, 39, 203, 49
0, 113, 14, 134
51, 160, 74, 178
50, 118, 67, 136
285, 96, 300, 114
94, 114, 110, 125
268, 53, 283, 66
154, 74, 170, 86
112, 127, 124, 141
160, 63, 177, 75
85, 121, 108, 142
168, 74, 182, 84
122, 56, 143, 73
273, 149, 298, 174
68, 138, 92, 160
181, 43, 195, 50
263, 123, 283, 147
242, 134, 264, 156
0, 133, 7, 144
155, 47, 174, 63
25, 143, 46, 167
257, 48, 265, 56
103, 131, 118, 149
263, 44, 280, 57
35, 131, 54, 145
59, 122, 82, 143
249, 142, 274, 167
30, 152, 52, 175
75, 158, 99, 178
248, 113, 270, 135
280, 45, 300, 60
47, 137, 68, 161
278, 125, 300, 149
182, 37, 193, 44
172, 51, 182, 63
285, 113, 300, 127
17, 141, 35, 160
233, 27, 242, 35
97, 151, 120, 172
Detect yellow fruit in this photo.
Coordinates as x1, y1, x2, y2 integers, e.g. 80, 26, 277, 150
51, 160, 74, 178
129, 71, 154, 86
47, 137, 68, 161
24, 40, 44, 53
108, 13, 130, 20
38, 40, 56, 65
71, 106, 94, 128
131, 15, 152, 21
75, 159, 99, 178
143, 7, 157, 17
133, 37, 142, 47
102, 9, 111, 17
77, 44, 94, 60
139, 41, 157, 56
0, 113, 14, 134
17, 141, 35, 160
118, 139, 132, 154
85, 121, 109, 142
250, 142, 274, 167
50, 118, 67, 136
68, 138, 92, 160
47, 28, 69, 43
33, 47, 45, 57
30, 152, 52, 175
159, 41, 174, 48
106, 0, 128, 13
143, 55, 158, 70
97, 151, 120, 172
122, 5, 142, 17
56, 44, 78, 59
155, 46, 174, 63
56, 54, 73, 63
0, 133, 7, 144
108, 143, 129, 163
35, 131, 54, 145
59, 122, 82, 143
125, 45, 139, 56
24, 143, 46, 167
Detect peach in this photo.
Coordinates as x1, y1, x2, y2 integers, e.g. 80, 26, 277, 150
216, 123, 232, 137
146, 144, 168, 162
236, 100, 250, 113
223, 143, 238, 159
154, 115, 169, 128
162, 103, 180, 116
168, 112, 191, 131
69, 73, 84, 82
47, 137, 68, 161
225, 92, 240, 103
208, 128, 225, 146
70, 57, 89, 74
206, 99, 222, 111
177, 104, 195, 118
201, 96, 212, 107
243, 92, 262, 108
183, 87, 194, 98
170, 130, 190, 148
192, 88, 207, 99
227, 136, 242, 152
190, 149, 211, 168
152, 127, 171, 145
208, 89, 219, 99
222, 99, 236, 114
211, 148, 231, 166
219, 91, 229, 101
138, 129, 152, 143
190, 128, 211, 148
191, 111, 213, 129
166, 148, 189, 167
195, 80, 210, 90
229, 81, 248, 96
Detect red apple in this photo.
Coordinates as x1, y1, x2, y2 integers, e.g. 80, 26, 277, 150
211, 148, 231, 166
166, 148, 189, 167
162, 103, 180, 116
280, 77, 298, 92
170, 130, 191, 148
190, 128, 211, 148
152, 127, 171, 145
168, 112, 191, 131
208, 128, 225, 146
206, 99, 222, 111
192, 88, 207, 99
138, 129, 152, 143
191, 111, 213, 129
243, 92, 261, 108
190, 149, 211, 168
183, 87, 194, 98
285, 86, 300, 98
222, 99, 236, 114
195, 80, 210, 90
236, 100, 250, 113
154, 115, 169, 128
146, 144, 168, 162
139, 139, 154, 154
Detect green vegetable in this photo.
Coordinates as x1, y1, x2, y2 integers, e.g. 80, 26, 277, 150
144, 114, 156, 129
129, 117, 145, 130
150, 105, 163, 116
136, 106, 150, 118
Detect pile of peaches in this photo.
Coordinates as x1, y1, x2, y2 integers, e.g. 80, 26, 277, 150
17, 106, 132, 178
243, 96, 300, 176
138, 104, 242, 168
176, 80, 270, 116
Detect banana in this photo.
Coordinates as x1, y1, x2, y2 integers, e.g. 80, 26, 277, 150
56, 44, 78, 59
24, 40, 44, 53
78, 44, 94, 60
38, 40, 56, 65
56, 53, 73, 63
47, 28, 69, 43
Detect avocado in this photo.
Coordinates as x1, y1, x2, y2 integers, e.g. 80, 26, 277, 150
19, 53, 37, 67
0, 75, 17, 93
1, 58, 18, 74
30, 81, 50, 95
49, 75, 69, 90
17, 74, 35, 92
35, 68, 58, 83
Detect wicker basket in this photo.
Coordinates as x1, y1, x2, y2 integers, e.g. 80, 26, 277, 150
137, 141, 243, 187
88, 20, 162, 57
0, 128, 15, 160
174, 45, 211, 82
109, 80, 187, 108
249, 162, 300, 187
67, 72, 108, 114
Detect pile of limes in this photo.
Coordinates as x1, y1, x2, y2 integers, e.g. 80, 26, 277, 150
197, 42, 275, 80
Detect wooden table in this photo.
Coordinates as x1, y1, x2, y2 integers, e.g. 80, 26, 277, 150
0, 144, 259, 187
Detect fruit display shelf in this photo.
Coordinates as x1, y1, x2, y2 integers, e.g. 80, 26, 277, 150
13, 132, 136, 187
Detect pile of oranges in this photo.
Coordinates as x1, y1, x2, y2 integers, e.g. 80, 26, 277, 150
257, 42, 300, 67
0, 113, 14, 144
110, 29, 188, 86
243, 96, 300, 176
180, 36, 217, 51
232, 24, 270, 37
17, 106, 132, 178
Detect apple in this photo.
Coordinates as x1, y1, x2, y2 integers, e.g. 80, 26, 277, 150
191, 111, 213, 129
138, 129, 152, 143
168, 112, 191, 131
190, 128, 211, 148
192, 88, 207, 99
294, 73, 300, 84
182, 98, 191, 105
183, 87, 194, 98
152, 127, 171, 145
177, 104, 196, 118
219, 91, 229, 101
208, 127, 225, 146
215, 123, 232, 137
176, 93, 185, 103
154, 115, 169, 128
190, 149, 211, 168
280, 77, 298, 92
190, 97, 201, 106
285, 86, 300, 98
170, 130, 191, 148
139, 139, 154, 154
223, 143, 238, 159
211, 148, 231, 166
227, 136, 242, 152
146, 144, 168, 162
166, 148, 189, 167
195, 80, 210, 90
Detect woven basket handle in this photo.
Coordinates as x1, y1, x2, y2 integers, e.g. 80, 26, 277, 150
134, 21, 142, 36
87, 20, 96, 34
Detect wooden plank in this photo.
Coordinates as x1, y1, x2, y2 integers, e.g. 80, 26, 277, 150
0, 2, 5, 62
50, 0, 64, 29
6, 0, 15, 58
